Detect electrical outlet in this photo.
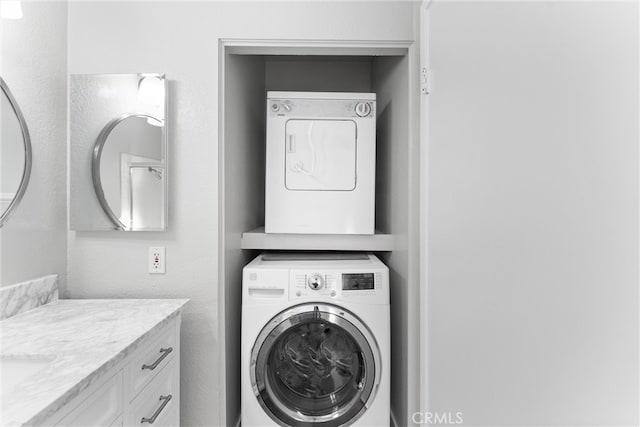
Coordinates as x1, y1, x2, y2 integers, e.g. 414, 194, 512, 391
149, 247, 166, 274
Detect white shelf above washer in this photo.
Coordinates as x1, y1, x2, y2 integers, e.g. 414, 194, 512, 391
240, 227, 395, 251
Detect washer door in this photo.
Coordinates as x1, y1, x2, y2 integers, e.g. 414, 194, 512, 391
250, 303, 381, 427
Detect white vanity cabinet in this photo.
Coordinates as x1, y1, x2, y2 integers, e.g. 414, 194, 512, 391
126, 358, 179, 427
125, 321, 180, 427
51, 371, 124, 427
42, 316, 181, 427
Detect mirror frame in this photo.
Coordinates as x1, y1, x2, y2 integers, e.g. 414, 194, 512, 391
0, 77, 33, 228
91, 112, 165, 231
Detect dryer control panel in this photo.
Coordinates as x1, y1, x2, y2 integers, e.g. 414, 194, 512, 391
267, 92, 376, 119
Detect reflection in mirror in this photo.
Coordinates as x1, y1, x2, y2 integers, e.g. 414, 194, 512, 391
70, 73, 167, 231
0, 77, 32, 227
93, 114, 164, 230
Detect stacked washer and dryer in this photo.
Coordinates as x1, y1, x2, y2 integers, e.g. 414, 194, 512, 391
242, 92, 390, 426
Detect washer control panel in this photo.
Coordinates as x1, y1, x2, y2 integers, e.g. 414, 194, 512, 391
292, 270, 380, 299
247, 253, 389, 304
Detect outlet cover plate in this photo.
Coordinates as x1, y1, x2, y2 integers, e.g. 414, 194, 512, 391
149, 246, 166, 274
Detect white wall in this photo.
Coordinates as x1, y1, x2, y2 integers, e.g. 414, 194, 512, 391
426, 1, 639, 426
0, 2, 68, 287
66, 2, 414, 426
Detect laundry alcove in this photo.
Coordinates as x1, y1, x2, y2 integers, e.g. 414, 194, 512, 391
218, 39, 421, 427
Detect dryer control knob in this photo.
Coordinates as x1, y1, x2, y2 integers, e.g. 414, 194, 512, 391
307, 274, 324, 291
355, 102, 372, 117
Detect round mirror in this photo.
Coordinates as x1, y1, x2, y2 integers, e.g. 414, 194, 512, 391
92, 113, 165, 231
0, 77, 32, 227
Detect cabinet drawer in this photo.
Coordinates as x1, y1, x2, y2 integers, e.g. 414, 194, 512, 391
129, 358, 178, 427
130, 321, 177, 401
55, 371, 123, 426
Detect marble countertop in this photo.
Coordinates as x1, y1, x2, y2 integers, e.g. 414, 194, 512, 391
0, 298, 189, 426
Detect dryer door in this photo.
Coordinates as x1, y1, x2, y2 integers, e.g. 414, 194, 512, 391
250, 303, 381, 427
284, 119, 357, 191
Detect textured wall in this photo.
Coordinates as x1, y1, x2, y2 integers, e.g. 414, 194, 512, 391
0, 2, 68, 287
66, 2, 414, 426
426, 2, 639, 425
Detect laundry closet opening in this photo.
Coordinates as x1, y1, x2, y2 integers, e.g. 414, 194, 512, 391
219, 40, 419, 427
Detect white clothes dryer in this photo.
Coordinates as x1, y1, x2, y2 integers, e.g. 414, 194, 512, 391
241, 253, 390, 427
265, 92, 377, 235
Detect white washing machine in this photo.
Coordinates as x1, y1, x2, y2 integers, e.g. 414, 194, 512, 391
265, 91, 376, 235
242, 252, 390, 427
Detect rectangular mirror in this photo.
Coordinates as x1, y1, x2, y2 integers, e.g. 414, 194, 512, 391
70, 73, 168, 231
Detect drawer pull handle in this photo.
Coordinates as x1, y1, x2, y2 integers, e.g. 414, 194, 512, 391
141, 394, 172, 424
141, 347, 173, 371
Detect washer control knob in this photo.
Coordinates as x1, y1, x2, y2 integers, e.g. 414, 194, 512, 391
307, 274, 324, 291
270, 103, 280, 112
355, 102, 371, 117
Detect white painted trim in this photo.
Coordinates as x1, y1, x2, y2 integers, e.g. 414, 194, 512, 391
405, 10, 423, 427
217, 37, 228, 427
637, 3, 640, 426
221, 38, 411, 56
419, 0, 431, 422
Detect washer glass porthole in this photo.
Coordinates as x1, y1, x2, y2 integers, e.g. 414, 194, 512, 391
251, 304, 380, 427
